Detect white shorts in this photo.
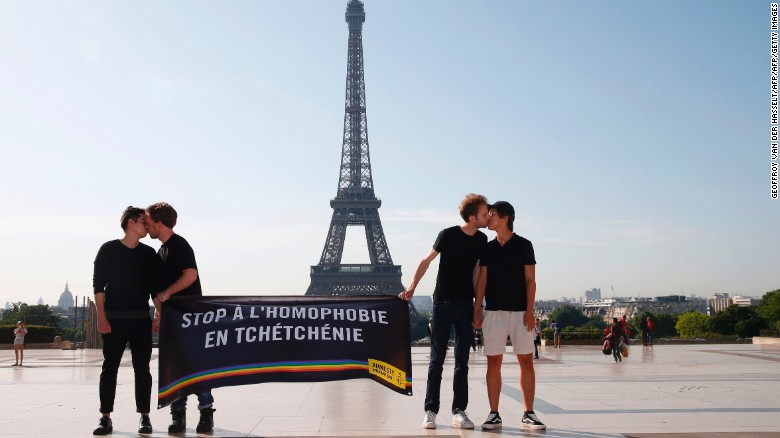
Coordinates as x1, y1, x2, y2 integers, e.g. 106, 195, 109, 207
482, 310, 535, 356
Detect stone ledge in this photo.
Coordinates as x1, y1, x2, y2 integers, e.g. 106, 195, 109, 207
752, 336, 780, 345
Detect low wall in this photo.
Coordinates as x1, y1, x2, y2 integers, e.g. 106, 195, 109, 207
0, 341, 85, 350
0, 343, 58, 350
413, 338, 757, 347
752, 336, 780, 345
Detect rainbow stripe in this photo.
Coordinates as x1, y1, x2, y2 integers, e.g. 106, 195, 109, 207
159, 359, 412, 398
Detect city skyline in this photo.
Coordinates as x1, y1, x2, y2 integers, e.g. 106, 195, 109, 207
1, 1, 777, 306
9, 282, 767, 313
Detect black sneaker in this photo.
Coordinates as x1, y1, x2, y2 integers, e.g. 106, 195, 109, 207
138, 414, 152, 434
481, 411, 502, 430
522, 411, 546, 430
93, 416, 113, 435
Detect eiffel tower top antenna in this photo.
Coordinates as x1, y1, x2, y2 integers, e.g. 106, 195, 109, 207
339, 0, 374, 200
306, 0, 405, 296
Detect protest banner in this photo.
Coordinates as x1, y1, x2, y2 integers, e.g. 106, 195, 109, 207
157, 295, 412, 408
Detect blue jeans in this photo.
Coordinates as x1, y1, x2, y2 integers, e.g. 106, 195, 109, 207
425, 300, 473, 414
612, 344, 622, 362
170, 390, 214, 412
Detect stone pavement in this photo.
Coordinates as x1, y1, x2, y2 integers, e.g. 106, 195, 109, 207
1, 344, 779, 437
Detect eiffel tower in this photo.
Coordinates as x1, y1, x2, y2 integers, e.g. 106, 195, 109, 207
306, 0, 405, 296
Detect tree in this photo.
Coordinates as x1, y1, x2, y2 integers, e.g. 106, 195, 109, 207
652, 313, 678, 338
410, 311, 431, 342
582, 315, 608, 330
711, 305, 766, 337
675, 311, 711, 338
0, 302, 26, 322
756, 289, 780, 328
549, 305, 589, 329
1, 302, 60, 330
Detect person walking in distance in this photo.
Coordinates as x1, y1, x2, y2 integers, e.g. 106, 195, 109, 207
12, 321, 27, 366
92, 206, 161, 435
533, 318, 541, 360
608, 317, 626, 363
646, 316, 654, 346
620, 315, 631, 344
473, 201, 546, 431
399, 194, 489, 430
551, 319, 561, 348
146, 202, 216, 434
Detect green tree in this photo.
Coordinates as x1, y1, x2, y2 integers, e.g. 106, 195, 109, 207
2, 302, 61, 329
651, 313, 678, 338
756, 289, 780, 328
675, 311, 711, 338
549, 305, 589, 329
410, 311, 431, 342
711, 305, 765, 337
1, 302, 26, 322
582, 315, 608, 330
62, 325, 86, 342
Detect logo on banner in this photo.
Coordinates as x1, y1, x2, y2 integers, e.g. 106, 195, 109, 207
368, 358, 406, 389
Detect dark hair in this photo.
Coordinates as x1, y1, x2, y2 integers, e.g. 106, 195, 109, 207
459, 193, 488, 222
147, 202, 178, 228
489, 201, 515, 231
120, 206, 146, 231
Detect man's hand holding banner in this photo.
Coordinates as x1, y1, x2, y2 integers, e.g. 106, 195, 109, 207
158, 295, 412, 408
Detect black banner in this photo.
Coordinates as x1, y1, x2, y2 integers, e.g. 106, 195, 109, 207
158, 295, 412, 408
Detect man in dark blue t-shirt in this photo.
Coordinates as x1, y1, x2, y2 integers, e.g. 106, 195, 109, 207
399, 193, 489, 430
147, 202, 215, 434
473, 201, 545, 431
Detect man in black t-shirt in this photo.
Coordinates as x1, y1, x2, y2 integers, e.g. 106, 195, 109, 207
92, 206, 160, 436
399, 194, 489, 430
473, 201, 545, 431
146, 202, 215, 434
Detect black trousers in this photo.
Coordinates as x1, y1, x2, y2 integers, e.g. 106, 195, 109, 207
99, 317, 152, 414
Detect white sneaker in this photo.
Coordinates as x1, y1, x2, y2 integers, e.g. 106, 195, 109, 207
452, 409, 474, 429
422, 411, 437, 429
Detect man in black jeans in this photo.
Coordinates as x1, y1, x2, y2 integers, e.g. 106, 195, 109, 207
147, 202, 215, 434
399, 193, 489, 430
92, 206, 161, 435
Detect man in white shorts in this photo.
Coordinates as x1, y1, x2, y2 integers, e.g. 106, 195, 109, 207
473, 201, 545, 431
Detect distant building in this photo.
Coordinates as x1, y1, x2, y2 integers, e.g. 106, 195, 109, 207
37, 297, 44, 305
58, 282, 74, 309
708, 296, 731, 314
730, 296, 755, 307
411, 295, 433, 314
707, 294, 755, 315
585, 288, 601, 302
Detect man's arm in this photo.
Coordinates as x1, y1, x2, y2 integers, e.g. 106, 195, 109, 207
398, 248, 439, 301
152, 296, 163, 333
523, 264, 536, 331
94, 292, 111, 334
472, 266, 488, 328
157, 268, 198, 303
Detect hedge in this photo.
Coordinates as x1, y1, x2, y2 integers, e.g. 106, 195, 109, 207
542, 327, 606, 340
0, 325, 58, 344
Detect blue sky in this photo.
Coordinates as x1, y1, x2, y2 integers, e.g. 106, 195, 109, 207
0, 0, 776, 307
